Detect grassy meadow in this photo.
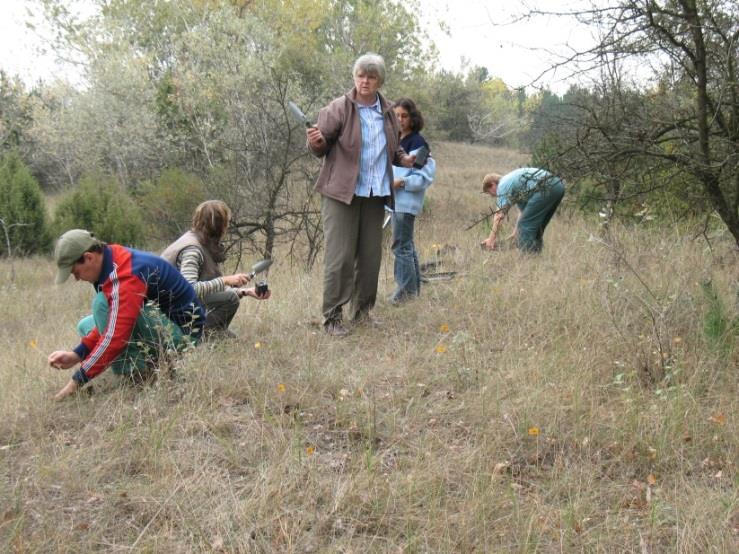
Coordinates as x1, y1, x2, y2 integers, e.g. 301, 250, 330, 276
1, 142, 737, 552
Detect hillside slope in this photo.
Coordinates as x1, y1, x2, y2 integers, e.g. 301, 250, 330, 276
1, 142, 737, 552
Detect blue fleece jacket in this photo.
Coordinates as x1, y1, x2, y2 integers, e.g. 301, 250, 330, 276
391, 133, 436, 215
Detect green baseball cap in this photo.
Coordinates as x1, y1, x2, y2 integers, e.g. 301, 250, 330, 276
54, 229, 101, 284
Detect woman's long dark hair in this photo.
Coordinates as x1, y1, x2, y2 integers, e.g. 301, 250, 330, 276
394, 97, 424, 133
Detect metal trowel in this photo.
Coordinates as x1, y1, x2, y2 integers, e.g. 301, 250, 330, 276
248, 258, 273, 279
288, 101, 312, 128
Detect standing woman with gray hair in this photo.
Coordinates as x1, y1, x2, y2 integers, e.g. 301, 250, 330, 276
307, 53, 415, 336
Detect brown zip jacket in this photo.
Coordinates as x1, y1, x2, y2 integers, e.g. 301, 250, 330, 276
309, 88, 407, 205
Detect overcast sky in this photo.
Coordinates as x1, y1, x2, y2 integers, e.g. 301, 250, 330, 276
0, 0, 594, 93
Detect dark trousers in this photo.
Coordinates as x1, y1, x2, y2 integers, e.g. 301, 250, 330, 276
203, 289, 240, 331
517, 178, 565, 253
321, 195, 385, 324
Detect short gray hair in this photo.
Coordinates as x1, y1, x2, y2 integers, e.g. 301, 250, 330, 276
353, 53, 386, 87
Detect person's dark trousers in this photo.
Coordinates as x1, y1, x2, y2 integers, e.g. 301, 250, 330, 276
390, 211, 420, 302
321, 194, 385, 325
203, 289, 240, 331
517, 178, 565, 253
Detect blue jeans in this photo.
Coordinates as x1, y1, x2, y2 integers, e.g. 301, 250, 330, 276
391, 211, 420, 301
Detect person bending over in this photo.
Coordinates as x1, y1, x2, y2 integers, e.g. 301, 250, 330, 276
481, 167, 565, 253
161, 200, 270, 339
48, 229, 205, 400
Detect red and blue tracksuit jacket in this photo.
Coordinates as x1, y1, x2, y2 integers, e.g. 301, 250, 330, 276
71, 244, 204, 384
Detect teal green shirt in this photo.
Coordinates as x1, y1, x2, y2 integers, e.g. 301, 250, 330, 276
496, 167, 554, 210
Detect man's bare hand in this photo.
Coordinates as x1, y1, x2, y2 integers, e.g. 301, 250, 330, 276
480, 238, 497, 251
53, 379, 79, 401
48, 351, 81, 370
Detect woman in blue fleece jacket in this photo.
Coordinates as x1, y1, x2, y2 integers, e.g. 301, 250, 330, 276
389, 98, 436, 304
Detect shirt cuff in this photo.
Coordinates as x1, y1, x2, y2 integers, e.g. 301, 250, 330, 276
73, 343, 90, 360
72, 368, 90, 385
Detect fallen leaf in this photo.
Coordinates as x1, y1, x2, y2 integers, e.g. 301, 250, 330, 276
647, 474, 657, 485
3, 509, 18, 523
709, 413, 727, 425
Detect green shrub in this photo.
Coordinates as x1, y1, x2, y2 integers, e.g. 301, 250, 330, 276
135, 169, 207, 243
0, 151, 51, 256
53, 175, 145, 246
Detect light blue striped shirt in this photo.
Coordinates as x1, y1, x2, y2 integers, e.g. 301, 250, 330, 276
355, 96, 391, 197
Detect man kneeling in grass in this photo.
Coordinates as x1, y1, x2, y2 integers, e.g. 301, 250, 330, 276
47, 229, 205, 400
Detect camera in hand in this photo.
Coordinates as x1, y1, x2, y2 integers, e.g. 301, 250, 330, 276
413, 145, 429, 169
255, 281, 269, 297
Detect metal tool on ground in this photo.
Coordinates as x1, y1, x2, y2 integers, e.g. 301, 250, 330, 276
288, 101, 312, 128
418, 246, 461, 282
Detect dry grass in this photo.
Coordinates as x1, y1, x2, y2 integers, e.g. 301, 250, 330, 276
1, 141, 737, 552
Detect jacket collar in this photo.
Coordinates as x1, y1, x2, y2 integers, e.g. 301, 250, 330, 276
95, 244, 114, 290
346, 87, 391, 113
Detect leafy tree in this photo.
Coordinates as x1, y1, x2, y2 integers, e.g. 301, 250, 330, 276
37, 0, 434, 265
135, 169, 207, 244
528, 0, 739, 245
0, 72, 35, 158
0, 151, 50, 256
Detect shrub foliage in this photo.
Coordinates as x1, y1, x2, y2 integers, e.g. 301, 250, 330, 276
53, 175, 144, 246
0, 151, 50, 256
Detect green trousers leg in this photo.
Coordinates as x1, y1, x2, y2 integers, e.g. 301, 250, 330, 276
77, 292, 189, 375
516, 179, 565, 253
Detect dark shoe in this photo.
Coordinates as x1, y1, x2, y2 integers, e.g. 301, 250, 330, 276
324, 321, 350, 337
352, 312, 384, 327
